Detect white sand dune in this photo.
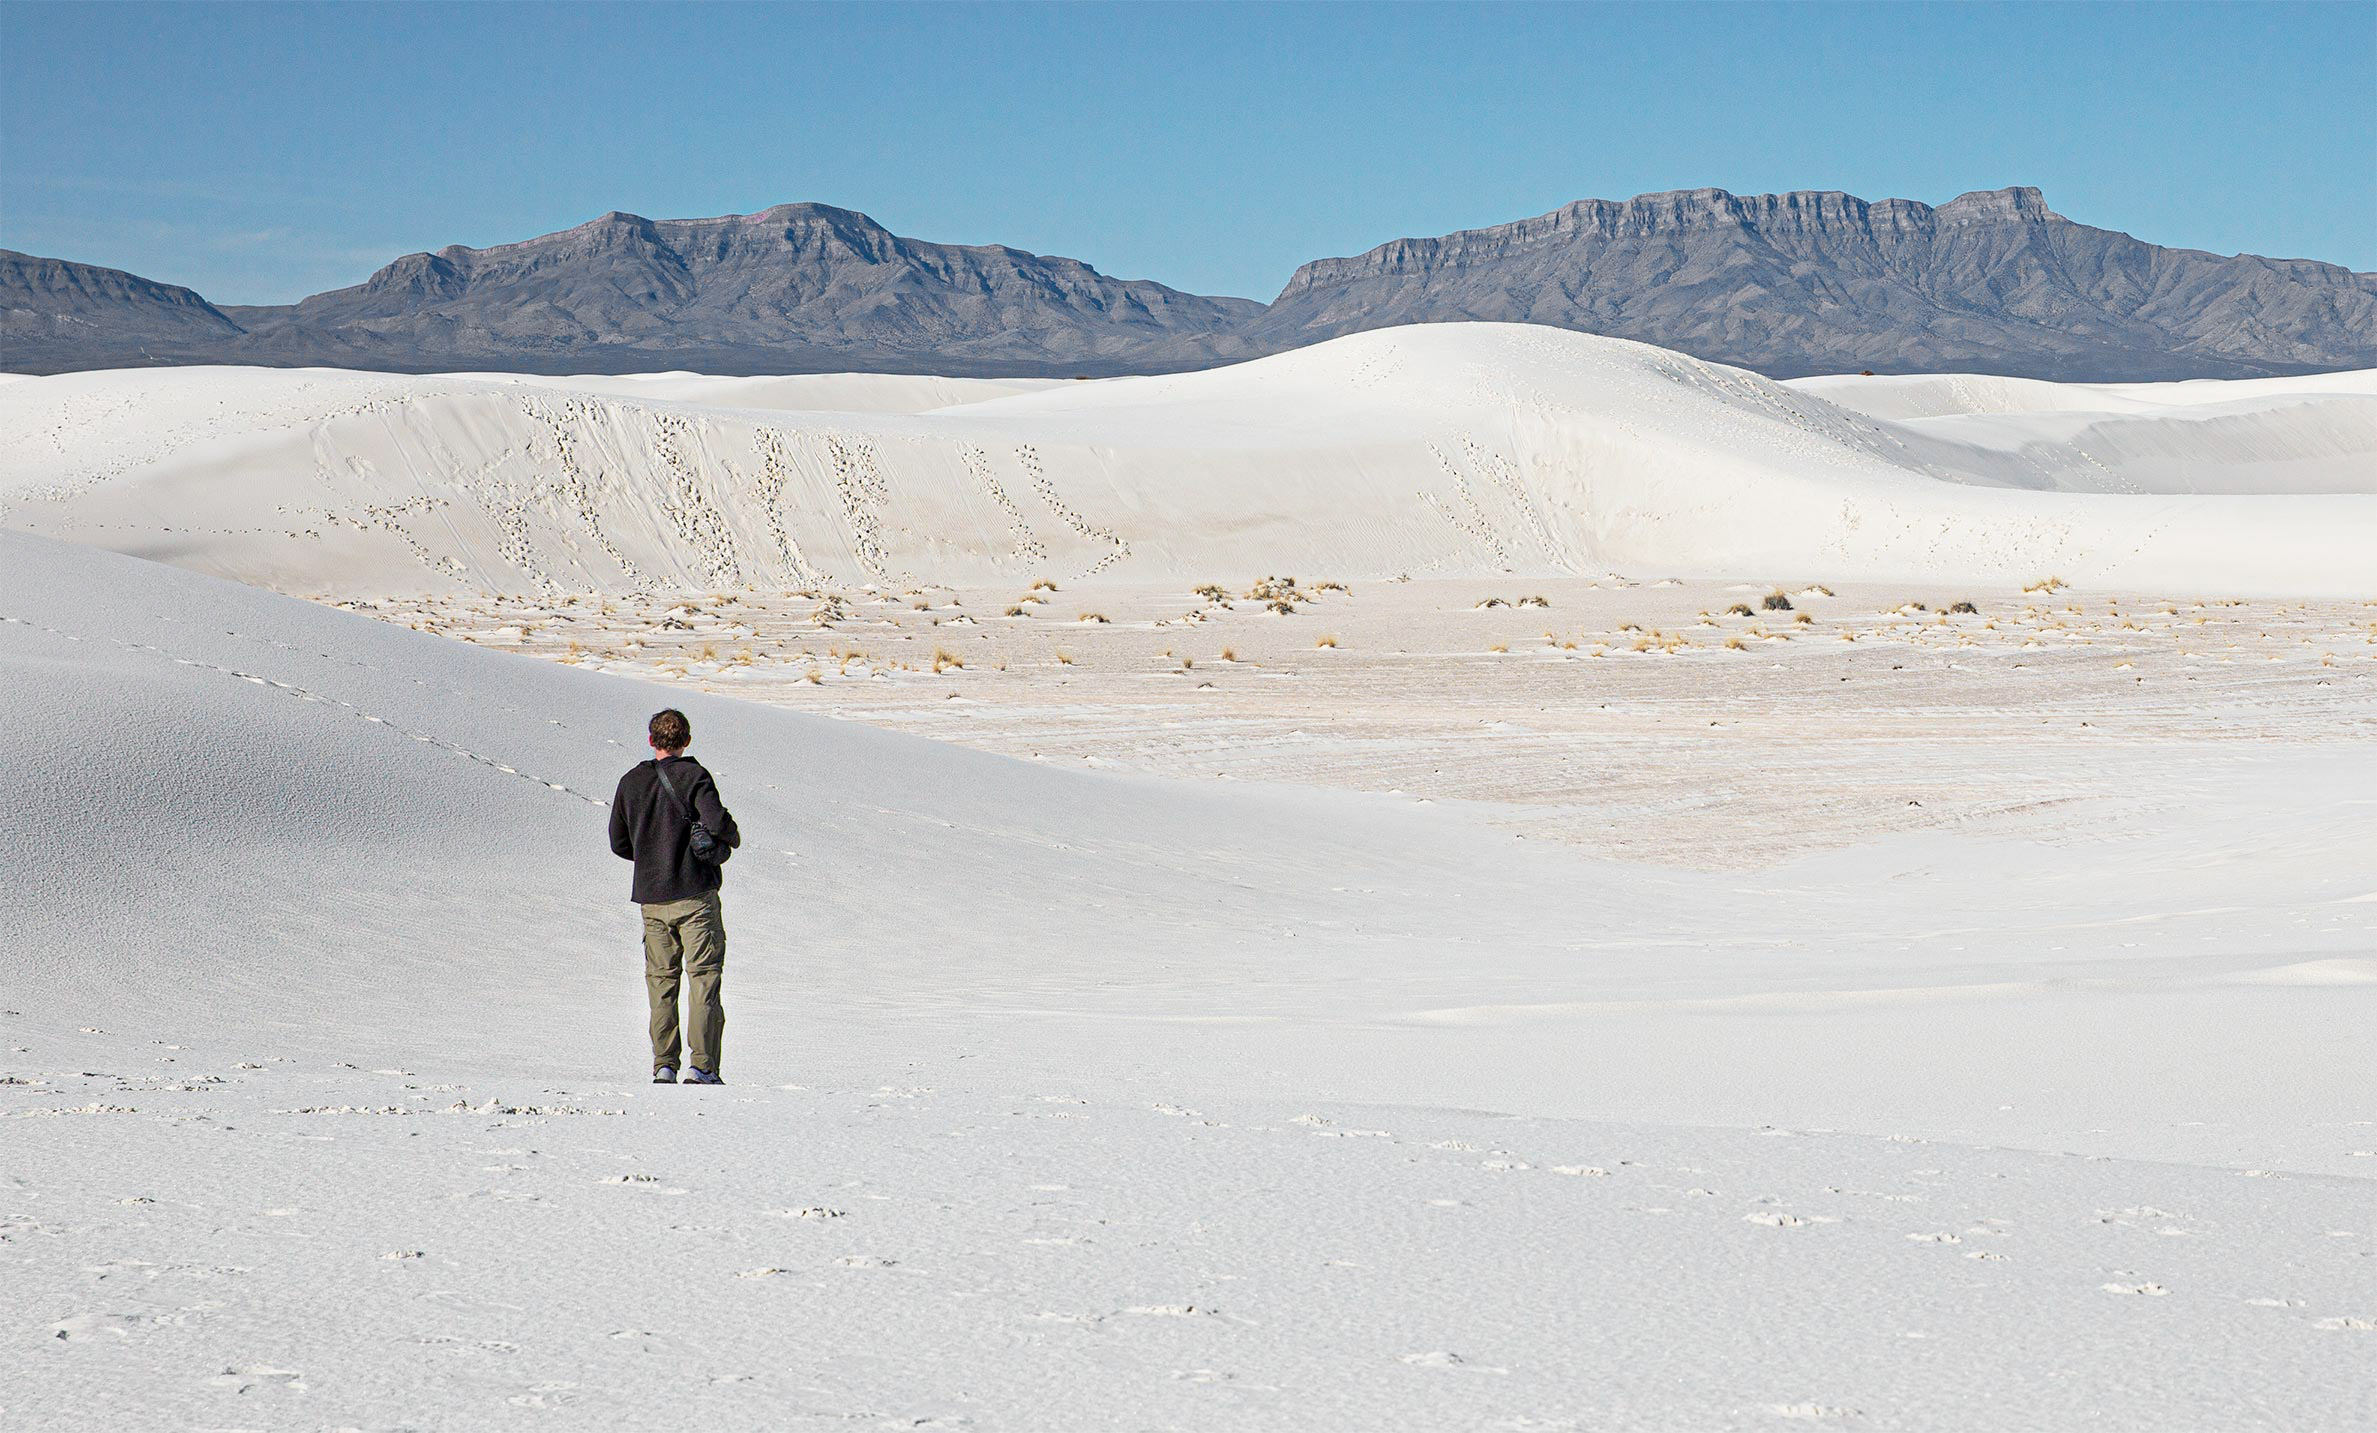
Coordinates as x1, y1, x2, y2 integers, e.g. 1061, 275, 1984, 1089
4, 324, 2370, 599
5, 525, 2375, 1428
5, 325, 2374, 1428
436, 368, 1067, 413
1794, 368, 2377, 497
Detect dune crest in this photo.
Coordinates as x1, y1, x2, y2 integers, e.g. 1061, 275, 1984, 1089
3, 324, 2370, 599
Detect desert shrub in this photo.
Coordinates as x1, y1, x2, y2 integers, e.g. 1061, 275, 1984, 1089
1518, 595, 1550, 609
2024, 576, 2066, 593
1947, 600, 1978, 614
1004, 605, 1027, 617
1267, 599, 1297, 615
1794, 612, 1813, 625
1476, 597, 1509, 609
1761, 590, 1794, 612
1726, 603, 1754, 617
1192, 583, 1229, 602
1032, 579, 1059, 592
1079, 612, 1109, 624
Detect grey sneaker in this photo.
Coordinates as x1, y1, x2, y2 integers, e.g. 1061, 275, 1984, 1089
653, 1067, 677, 1084
684, 1069, 723, 1086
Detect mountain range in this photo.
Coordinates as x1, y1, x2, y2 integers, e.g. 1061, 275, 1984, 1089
6, 188, 2373, 380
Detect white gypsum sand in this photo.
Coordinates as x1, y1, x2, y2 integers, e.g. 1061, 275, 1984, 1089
3, 324, 2372, 599
1, 326, 2372, 1430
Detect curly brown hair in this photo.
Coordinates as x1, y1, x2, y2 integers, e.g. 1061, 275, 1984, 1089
648, 709, 691, 753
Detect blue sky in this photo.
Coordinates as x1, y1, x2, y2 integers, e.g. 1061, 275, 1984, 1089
4, 1, 2371, 305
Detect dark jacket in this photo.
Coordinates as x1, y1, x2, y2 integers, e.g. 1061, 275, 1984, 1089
609, 755, 742, 905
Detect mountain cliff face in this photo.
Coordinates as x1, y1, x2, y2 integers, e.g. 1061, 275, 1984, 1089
4, 189, 2371, 380
0, 251, 246, 362
1247, 188, 2377, 380
217, 204, 1261, 372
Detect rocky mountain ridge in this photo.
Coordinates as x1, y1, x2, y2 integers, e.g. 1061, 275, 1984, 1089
6, 188, 2371, 379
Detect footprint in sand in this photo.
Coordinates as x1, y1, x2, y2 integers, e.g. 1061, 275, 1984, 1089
507, 1382, 581, 1408
209, 1366, 304, 1393
1399, 1350, 1509, 1373
49, 1312, 146, 1341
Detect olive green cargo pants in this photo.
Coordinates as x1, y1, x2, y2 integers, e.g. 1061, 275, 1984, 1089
642, 891, 724, 1076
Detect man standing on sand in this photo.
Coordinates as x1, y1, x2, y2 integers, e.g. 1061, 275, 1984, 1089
609, 709, 741, 1085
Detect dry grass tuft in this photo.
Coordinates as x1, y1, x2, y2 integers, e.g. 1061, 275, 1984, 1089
1192, 583, 1229, 603
931, 647, 964, 673
1079, 612, 1110, 624
1004, 605, 1027, 617
1316, 634, 1338, 649
1794, 612, 1813, 625
2024, 575, 2067, 593
1761, 590, 1794, 612
1053, 650, 1074, 665
1031, 579, 1059, 592
1219, 646, 1237, 662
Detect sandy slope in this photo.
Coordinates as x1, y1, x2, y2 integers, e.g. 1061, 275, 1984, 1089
1793, 369, 2377, 497
4, 531, 2374, 1429
4, 325, 2371, 599
3, 329, 2372, 1428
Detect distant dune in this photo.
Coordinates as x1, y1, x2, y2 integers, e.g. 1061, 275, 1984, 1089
2, 324, 2370, 599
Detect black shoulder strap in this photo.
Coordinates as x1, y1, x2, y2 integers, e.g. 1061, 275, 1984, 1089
650, 759, 694, 818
